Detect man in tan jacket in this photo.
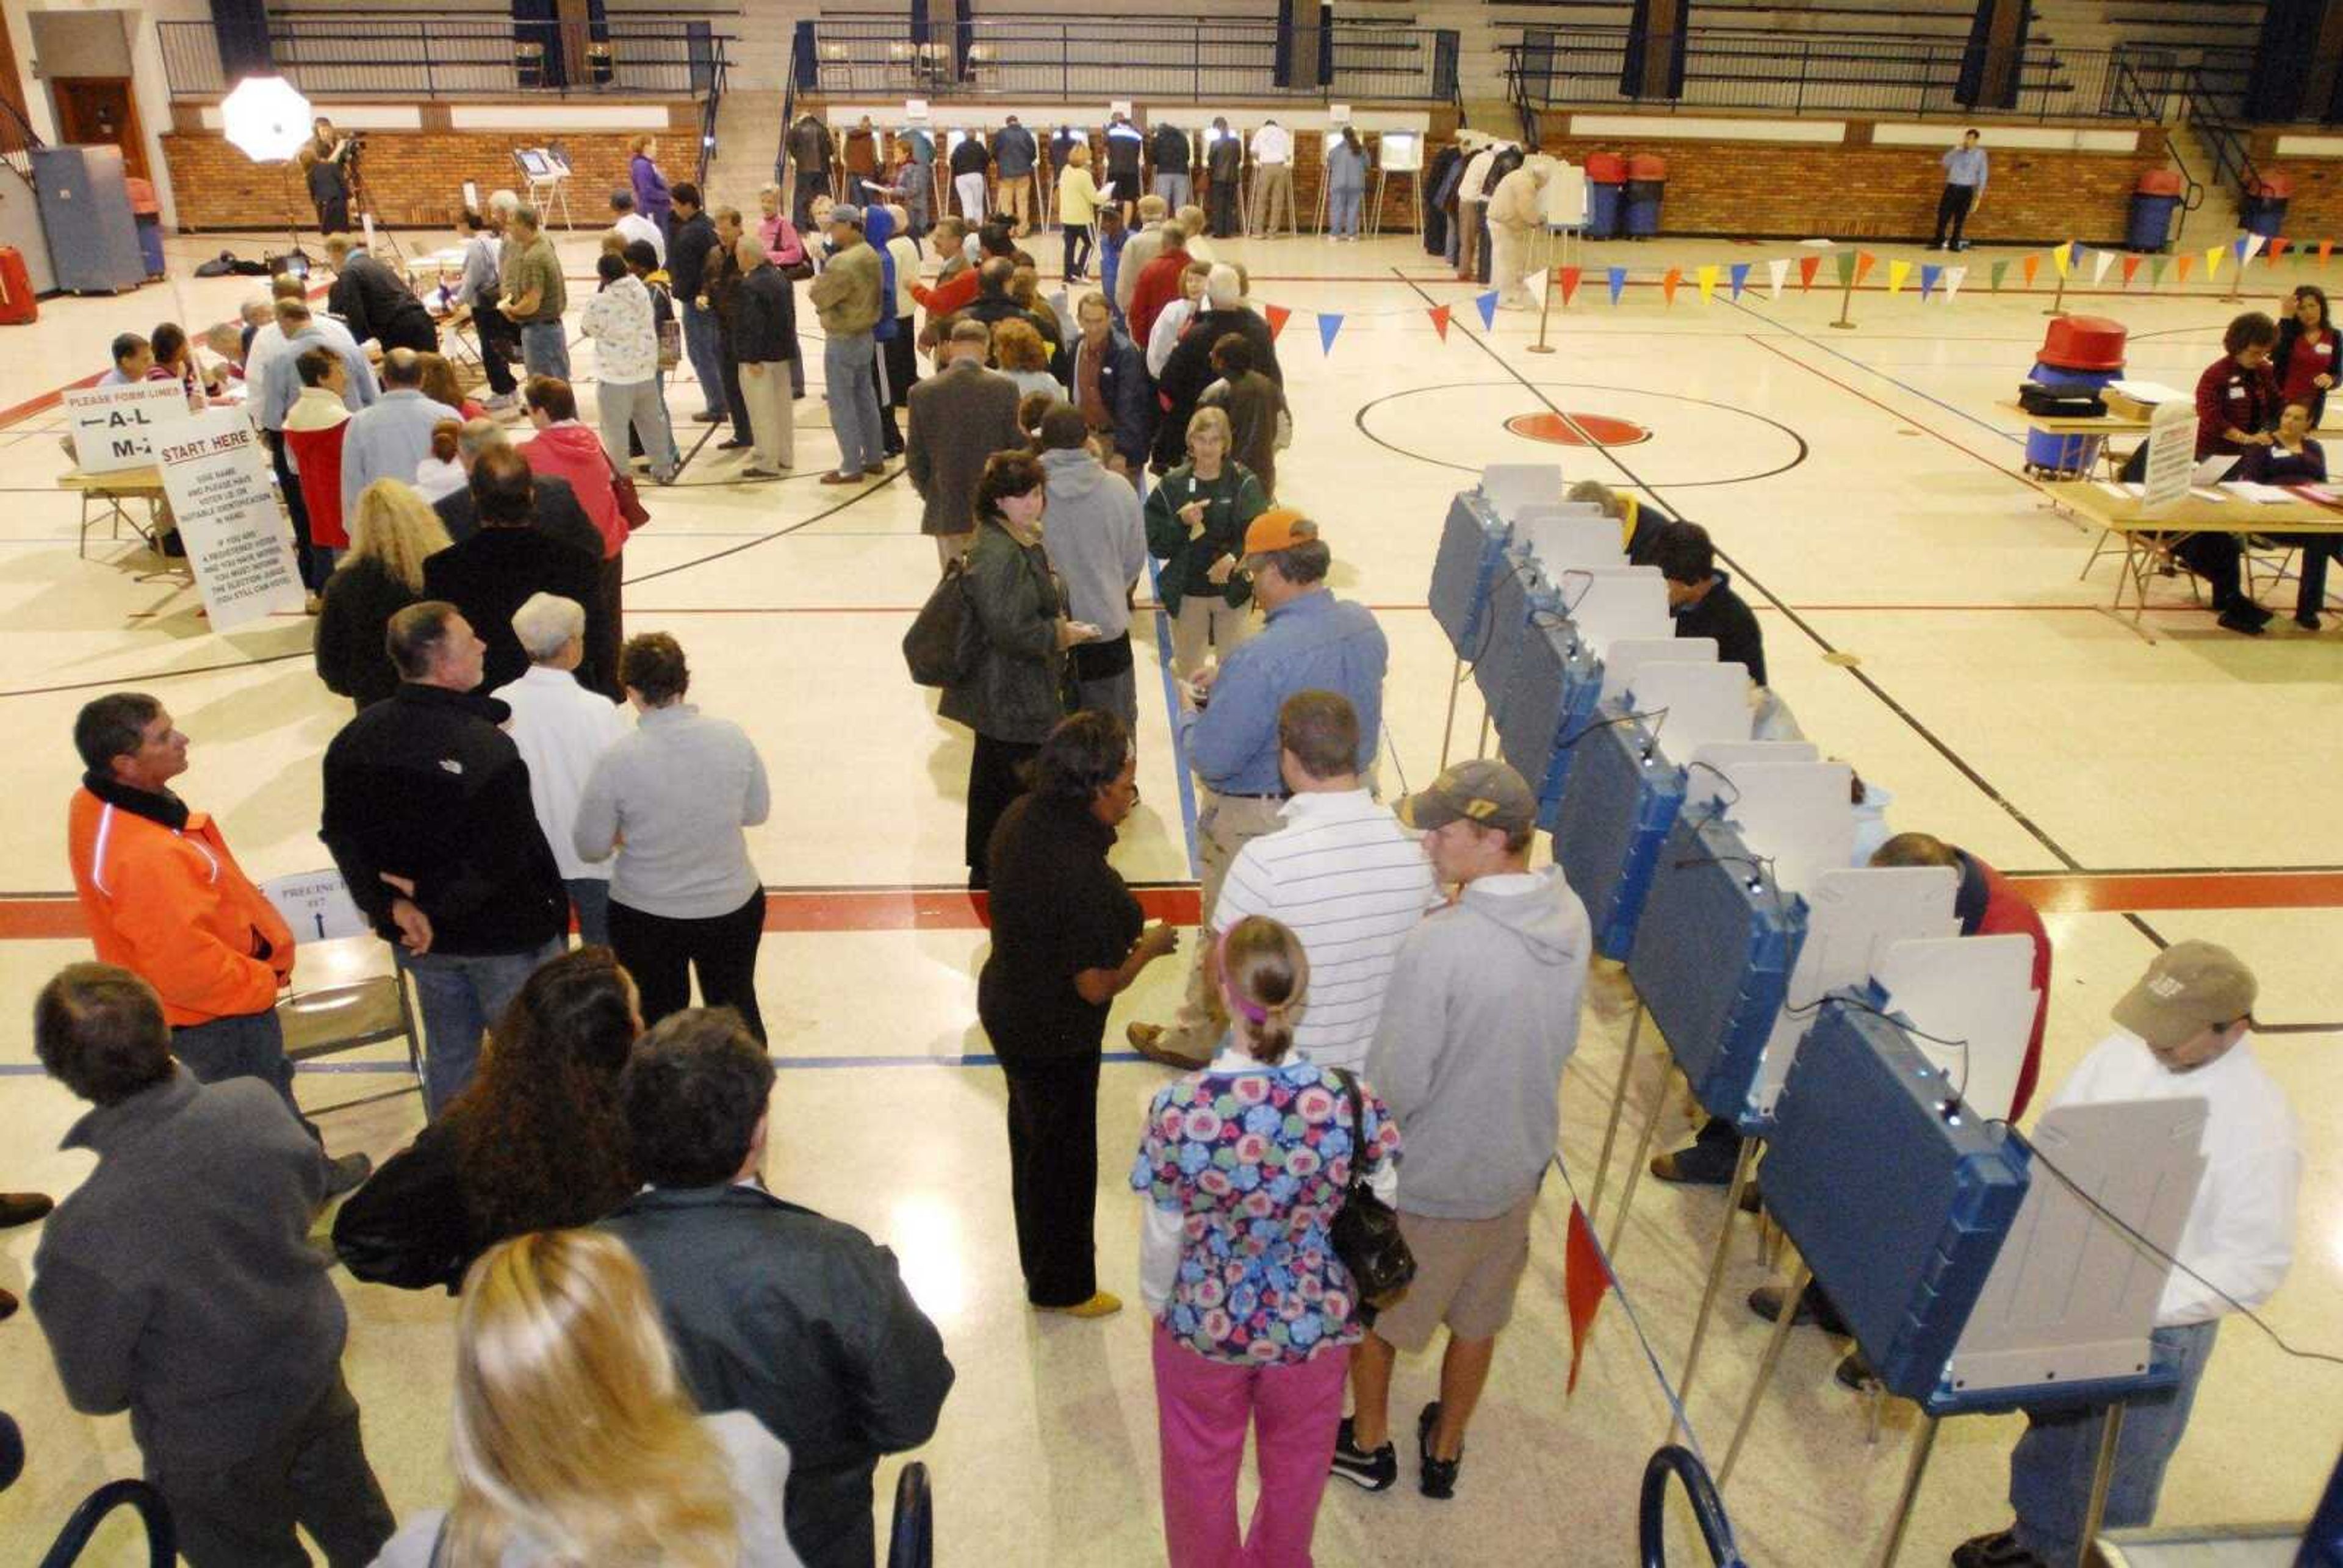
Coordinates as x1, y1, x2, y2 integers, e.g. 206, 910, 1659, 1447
1486, 156, 1555, 311
808, 204, 890, 484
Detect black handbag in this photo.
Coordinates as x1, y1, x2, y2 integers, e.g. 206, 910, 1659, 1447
1328, 1070, 1416, 1311
902, 554, 982, 688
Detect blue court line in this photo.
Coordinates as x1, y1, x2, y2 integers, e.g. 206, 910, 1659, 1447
0, 1051, 1157, 1077
1722, 293, 2026, 448
1139, 491, 1205, 882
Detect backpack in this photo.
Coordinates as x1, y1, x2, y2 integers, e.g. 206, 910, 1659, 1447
902, 555, 984, 688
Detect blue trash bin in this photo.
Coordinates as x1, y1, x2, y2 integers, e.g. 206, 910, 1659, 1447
2126, 170, 2181, 254
1623, 153, 1666, 239
1585, 151, 1624, 239
2241, 176, 2290, 241
2021, 315, 2128, 477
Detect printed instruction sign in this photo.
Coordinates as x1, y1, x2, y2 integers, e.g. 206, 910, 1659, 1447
154, 406, 306, 631
64, 381, 190, 473
2139, 398, 2198, 512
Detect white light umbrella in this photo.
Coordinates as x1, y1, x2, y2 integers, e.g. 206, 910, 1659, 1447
221, 76, 315, 260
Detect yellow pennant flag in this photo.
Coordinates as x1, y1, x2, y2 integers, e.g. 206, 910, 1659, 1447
2205, 244, 2225, 279
1887, 259, 1912, 295
2051, 243, 2071, 279
1697, 264, 1718, 303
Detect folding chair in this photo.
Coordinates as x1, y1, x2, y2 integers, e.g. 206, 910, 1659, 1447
261, 871, 422, 1099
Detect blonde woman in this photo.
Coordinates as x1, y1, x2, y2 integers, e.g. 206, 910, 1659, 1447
372, 1229, 802, 1567
314, 479, 451, 709
1056, 142, 1104, 281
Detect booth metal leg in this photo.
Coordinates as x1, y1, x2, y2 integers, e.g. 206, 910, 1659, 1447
1585, 1004, 1646, 1221
1438, 654, 1463, 772
1874, 1415, 1941, 1568
2078, 1404, 2128, 1568
1719, 1257, 1811, 1488
1668, 1137, 1760, 1441
1476, 706, 1491, 760
1603, 1064, 1675, 1262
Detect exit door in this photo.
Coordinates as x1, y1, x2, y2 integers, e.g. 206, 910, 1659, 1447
51, 77, 146, 185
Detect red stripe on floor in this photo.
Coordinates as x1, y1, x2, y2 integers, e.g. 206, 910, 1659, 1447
2005, 871, 2343, 915
0, 370, 104, 431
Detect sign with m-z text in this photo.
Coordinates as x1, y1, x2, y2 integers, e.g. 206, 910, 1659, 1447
154, 407, 306, 632
64, 381, 191, 474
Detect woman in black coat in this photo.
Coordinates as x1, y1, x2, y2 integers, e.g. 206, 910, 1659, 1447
977, 711, 1178, 1315
313, 480, 451, 709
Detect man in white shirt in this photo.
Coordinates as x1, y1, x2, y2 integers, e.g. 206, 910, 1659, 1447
491, 592, 628, 948
1115, 195, 1171, 321
1249, 119, 1294, 239
1455, 138, 1504, 285
609, 188, 666, 265
1957, 941, 2300, 1568
1199, 691, 1435, 1075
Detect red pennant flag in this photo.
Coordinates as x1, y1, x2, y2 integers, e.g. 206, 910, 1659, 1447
2176, 253, 2194, 284
1559, 266, 1582, 307
1427, 304, 1451, 342
2321, 240, 2334, 268
2021, 253, 2041, 289
2269, 236, 2291, 264
2120, 254, 2140, 287
1798, 255, 1819, 292
1661, 268, 1681, 305
1564, 1201, 1611, 1394
1262, 304, 1291, 341
1854, 251, 1877, 287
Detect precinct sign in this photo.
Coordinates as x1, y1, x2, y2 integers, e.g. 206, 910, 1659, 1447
63, 381, 190, 474
154, 407, 306, 631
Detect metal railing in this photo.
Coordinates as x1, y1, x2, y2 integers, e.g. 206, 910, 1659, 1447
2170, 63, 2264, 206
159, 16, 730, 99
695, 48, 726, 186
0, 88, 43, 187
1507, 31, 2146, 120
807, 17, 1458, 104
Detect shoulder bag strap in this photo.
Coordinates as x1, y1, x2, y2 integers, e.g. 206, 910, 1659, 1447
1334, 1068, 1368, 1192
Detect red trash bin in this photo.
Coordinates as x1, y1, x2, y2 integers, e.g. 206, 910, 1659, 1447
0, 247, 38, 325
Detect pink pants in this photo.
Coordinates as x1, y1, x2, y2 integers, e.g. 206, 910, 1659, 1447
1152, 1324, 1350, 1568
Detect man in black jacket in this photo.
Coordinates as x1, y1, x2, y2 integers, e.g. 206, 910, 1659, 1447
666, 182, 728, 426
603, 1009, 954, 1568
949, 128, 992, 223
786, 113, 833, 229
423, 446, 608, 697
322, 233, 437, 354
1206, 117, 1243, 239
432, 419, 604, 561
320, 601, 567, 1117
1104, 111, 1146, 226
1655, 521, 1766, 688
1151, 120, 1192, 212
732, 234, 797, 478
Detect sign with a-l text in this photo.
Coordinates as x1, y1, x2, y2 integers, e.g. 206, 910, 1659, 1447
64, 381, 191, 473
2139, 398, 2198, 512
154, 407, 306, 631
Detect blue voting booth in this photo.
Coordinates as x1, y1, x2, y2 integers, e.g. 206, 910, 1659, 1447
1555, 703, 1688, 962
1428, 491, 1513, 656
1492, 622, 1604, 830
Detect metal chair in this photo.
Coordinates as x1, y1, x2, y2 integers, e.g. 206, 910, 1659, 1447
887, 1461, 932, 1568
37, 1479, 175, 1568
261, 871, 422, 1094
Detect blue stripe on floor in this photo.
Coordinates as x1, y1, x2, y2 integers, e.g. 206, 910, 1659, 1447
0, 1051, 1157, 1077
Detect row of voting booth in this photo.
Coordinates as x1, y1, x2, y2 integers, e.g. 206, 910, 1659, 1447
1431, 466, 2211, 1566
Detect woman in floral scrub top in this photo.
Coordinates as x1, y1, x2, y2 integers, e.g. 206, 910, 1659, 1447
1132, 915, 1400, 1567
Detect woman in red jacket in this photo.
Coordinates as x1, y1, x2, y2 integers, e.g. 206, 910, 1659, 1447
522, 375, 628, 687
2272, 284, 2337, 429
2186, 312, 2284, 635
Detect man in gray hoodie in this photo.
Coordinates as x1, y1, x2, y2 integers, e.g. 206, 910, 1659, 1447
1333, 759, 1590, 1500
1035, 403, 1147, 732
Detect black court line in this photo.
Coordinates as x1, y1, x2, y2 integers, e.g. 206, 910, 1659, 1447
624, 467, 909, 587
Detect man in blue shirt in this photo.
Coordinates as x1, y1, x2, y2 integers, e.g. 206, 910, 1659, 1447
1129, 509, 1389, 1065
1934, 129, 1987, 252
337, 348, 459, 514
992, 115, 1040, 238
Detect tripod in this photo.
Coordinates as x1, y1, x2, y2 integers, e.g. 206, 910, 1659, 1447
340, 139, 407, 267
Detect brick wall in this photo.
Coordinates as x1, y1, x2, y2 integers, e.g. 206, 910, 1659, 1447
2245, 133, 2343, 239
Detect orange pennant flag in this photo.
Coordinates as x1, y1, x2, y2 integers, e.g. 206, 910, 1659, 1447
1559, 267, 1582, 307
1854, 251, 1877, 287
2269, 236, 2291, 264
2120, 254, 2140, 287
1798, 255, 1820, 292
1427, 304, 1451, 342
2176, 253, 2194, 284
2021, 253, 2040, 289
2321, 239, 2334, 268
1262, 304, 1292, 341
1564, 1201, 1611, 1395
1661, 267, 1682, 305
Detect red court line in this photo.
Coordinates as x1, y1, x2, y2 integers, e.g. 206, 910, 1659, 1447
2005, 871, 2343, 915
0, 371, 104, 430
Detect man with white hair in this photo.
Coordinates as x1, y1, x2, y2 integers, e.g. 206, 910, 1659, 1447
1115, 193, 1172, 322
429, 418, 600, 561
609, 187, 666, 264
1152, 262, 1282, 473
1485, 156, 1555, 310
491, 593, 628, 948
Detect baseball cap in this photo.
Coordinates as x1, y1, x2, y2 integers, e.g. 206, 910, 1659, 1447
1398, 758, 1538, 836
1242, 508, 1315, 559
830, 204, 865, 228
2111, 940, 2257, 1051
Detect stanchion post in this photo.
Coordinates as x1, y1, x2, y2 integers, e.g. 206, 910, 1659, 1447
1831, 267, 1859, 330
1586, 1004, 1647, 1221
1719, 1257, 1813, 1488
1603, 1063, 1676, 1261
2078, 1404, 2129, 1567
1667, 1137, 1760, 1442
1527, 260, 1557, 354
1438, 655, 1464, 771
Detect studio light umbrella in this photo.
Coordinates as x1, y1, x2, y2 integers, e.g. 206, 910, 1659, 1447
221, 75, 316, 262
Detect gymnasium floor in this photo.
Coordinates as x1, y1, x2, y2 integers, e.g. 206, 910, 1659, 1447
0, 219, 2336, 1566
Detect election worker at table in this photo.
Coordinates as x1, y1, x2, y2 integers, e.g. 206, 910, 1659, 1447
2240, 400, 2333, 630
2185, 312, 2284, 636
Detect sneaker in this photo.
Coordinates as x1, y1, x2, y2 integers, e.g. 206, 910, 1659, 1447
1036, 1290, 1122, 1318
325, 1151, 373, 1199
0, 1192, 54, 1228
1126, 1023, 1207, 1069
1951, 1528, 2048, 1568
1416, 1402, 1461, 1500
481, 392, 518, 413
1330, 1417, 1398, 1491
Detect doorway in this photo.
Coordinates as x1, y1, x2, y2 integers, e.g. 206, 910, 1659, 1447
50, 77, 145, 184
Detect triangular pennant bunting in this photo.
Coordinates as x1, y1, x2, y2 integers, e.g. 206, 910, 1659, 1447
1661, 268, 1682, 306
2269, 236, 2290, 264
1696, 264, 1718, 304
1943, 265, 1965, 303
2320, 239, 2334, 268
1768, 258, 1790, 301
2052, 243, 2071, 279
1991, 259, 2010, 291
2240, 232, 2264, 263
1854, 251, 1877, 287
1920, 263, 1940, 300
1728, 262, 1749, 301
1474, 290, 1498, 329
2091, 249, 2114, 286
2021, 254, 2040, 289
1559, 267, 1582, 307
2176, 253, 2194, 283
1317, 312, 1342, 354
1887, 259, 1911, 295
2121, 254, 2140, 287
2148, 255, 2168, 286
1798, 255, 1819, 292
1835, 251, 1856, 288
1564, 1201, 1611, 1396
1427, 304, 1450, 342
1264, 303, 1292, 340
2205, 245, 2225, 279
1607, 267, 1626, 306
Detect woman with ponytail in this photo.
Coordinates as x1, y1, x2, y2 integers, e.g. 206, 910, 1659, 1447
1131, 913, 1401, 1566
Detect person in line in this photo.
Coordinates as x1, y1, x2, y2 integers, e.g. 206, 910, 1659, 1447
281, 347, 355, 580
264, 298, 381, 592
1037, 403, 1148, 730
1954, 942, 2297, 1568
1658, 521, 1767, 685
1199, 331, 1288, 500
1131, 512, 1388, 1065
982, 711, 1177, 1317
1069, 290, 1155, 480
1485, 155, 1555, 309
339, 348, 459, 516
2242, 400, 2335, 628
899, 121, 935, 237
733, 233, 799, 479
1335, 760, 1590, 1499
1210, 691, 1439, 1076
500, 204, 570, 381
1175, 202, 1218, 265
65, 693, 370, 1187
423, 447, 606, 698
574, 633, 772, 1040
907, 318, 1023, 566
1056, 141, 1104, 282
944, 451, 1093, 888
1128, 220, 1195, 350
0, 1189, 51, 1320
1137, 914, 1400, 1561
1116, 195, 1173, 323
372, 1228, 801, 1568
300, 142, 348, 236
2272, 284, 2336, 428
603, 1007, 956, 1568
521, 375, 630, 686
1103, 111, 1146, 227
1148, 260, 1214, 379
29, 963, 397, 1567
332, 947, 637, 1292
1453, 136, 1501, 283
449, 206, 519, 410
315, 477, 453, 711
581, 250, 680, 486
321, 602, 570, 1115
1250, 117, 1295, 239
993, 113, 1040, 236
146, 321, 228, 401
786, 112, 835, 229
1151, 120, 1192, 211
417, 352, 486, 424
2187, 311, 2285, 635
431, 418, 603, 560
1326, 126, 1370, 241
810, 204, 890, 485
702, 203, 754, 455
870, 203, 923, 458
1932, 128, 1988, 251
324, 232, 439, 354
413, 419, 467, 503
992, 317, 1065, 405
610, 186, 665, 264
756, 181, 812, 279
668, 183, 730, 426
951, 127, 992, 222
1143, 406, 1266, 680
840, 113, 879, 207
627, 131, 672, 232
1095, 209, 1131, 325
1206, 117, 1243, 239
1154, 264, 1283, 472
97, 330, 152, 386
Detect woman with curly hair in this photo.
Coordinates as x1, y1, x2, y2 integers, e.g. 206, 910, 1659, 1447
331, 947, 642, 1292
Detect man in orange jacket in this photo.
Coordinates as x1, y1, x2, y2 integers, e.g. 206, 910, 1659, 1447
67, 692, 370, 1194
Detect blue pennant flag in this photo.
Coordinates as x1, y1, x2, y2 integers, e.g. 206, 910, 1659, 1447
1475, 290, 1499, 330
1727, 262, 1749, 301
1920, 263, 1941, 300
1607, 267, 1626, 306
1317, 312, 1343, 355
2233, 235, 2251, 262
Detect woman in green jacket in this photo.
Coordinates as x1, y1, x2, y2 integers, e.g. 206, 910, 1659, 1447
1143, 405, 1267, 680
943, 449, 1098, 888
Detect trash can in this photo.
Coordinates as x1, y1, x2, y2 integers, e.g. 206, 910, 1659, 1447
2240, 174, 2291, 241
2023, 315, 2128, 477
2125, 169, 2182, 254
1624, 153, 1666, 239
1585, 151, 1625, 240
126, 177, 165, 280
